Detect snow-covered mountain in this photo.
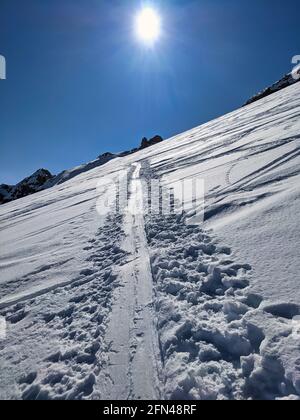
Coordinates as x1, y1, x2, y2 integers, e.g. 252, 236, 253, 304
245, 69, 300, 105
0, 82, 299, 400
0, 169, 54, 205
0, 136, 164, 205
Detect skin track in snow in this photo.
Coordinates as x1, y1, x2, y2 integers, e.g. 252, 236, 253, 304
97, 163, 163, 400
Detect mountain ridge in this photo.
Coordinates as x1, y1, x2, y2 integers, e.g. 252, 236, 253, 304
245, 68, 300, 105
0, 135, 163, 205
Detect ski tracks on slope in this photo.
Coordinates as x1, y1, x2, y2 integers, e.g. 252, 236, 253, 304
0, 163, 164, 400
1, 161, 300, 400
98, 163, 163, 400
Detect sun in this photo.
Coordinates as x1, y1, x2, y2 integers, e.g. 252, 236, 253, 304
135, 7, 161, 44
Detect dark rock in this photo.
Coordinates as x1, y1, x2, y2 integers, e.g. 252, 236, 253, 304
245, 70, 300, 106
140, 135, 163, 149
0, 169, 54, 205
97, 152, 115, 159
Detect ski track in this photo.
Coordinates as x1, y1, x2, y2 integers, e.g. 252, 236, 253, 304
97, 163, 163, 400
0, 164, 164, 400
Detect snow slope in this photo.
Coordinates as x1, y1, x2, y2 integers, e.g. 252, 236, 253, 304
0, 83, 300, 400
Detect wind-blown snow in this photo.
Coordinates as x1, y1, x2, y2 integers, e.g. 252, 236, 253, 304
0, 83, 300, 400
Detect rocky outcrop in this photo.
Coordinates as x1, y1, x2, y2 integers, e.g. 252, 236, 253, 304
245, 70, 300, 106
119, 135, 164, 157
0, 169, 54, 204
140, 135, 163, 149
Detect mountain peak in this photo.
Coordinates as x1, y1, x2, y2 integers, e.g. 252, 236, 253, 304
0, 169, 54, 204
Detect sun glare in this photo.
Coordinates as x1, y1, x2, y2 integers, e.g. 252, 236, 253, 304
135, 8, 161, 44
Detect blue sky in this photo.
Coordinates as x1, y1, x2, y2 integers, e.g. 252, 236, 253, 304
0, 0, 299, 184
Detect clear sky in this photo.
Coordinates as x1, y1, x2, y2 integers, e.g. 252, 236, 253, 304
0, 0, 300, 184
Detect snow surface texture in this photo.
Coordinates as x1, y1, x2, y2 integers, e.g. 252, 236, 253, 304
0, 83, 300, 400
